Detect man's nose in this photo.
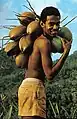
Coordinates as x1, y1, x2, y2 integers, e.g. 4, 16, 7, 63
53, 24, 58, 30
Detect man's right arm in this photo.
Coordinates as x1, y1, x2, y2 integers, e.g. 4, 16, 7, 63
39, 38, 72, 81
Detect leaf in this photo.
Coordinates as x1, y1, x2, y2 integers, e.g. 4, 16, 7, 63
49, 100, 57, 118
4, 105, 12, 119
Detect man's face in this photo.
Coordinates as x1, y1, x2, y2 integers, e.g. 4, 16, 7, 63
43, 15, 60, 37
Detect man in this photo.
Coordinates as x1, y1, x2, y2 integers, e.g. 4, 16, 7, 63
18, 6, 72, 119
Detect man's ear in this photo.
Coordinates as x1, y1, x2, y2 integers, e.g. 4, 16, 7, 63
40, 21, 45, 28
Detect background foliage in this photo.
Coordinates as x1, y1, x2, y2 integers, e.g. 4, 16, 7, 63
0, 50, 77, 119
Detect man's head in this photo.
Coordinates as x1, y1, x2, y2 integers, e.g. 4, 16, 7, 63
40, 6, 61, 37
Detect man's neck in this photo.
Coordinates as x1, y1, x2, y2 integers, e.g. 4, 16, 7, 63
43, 33, 53, 41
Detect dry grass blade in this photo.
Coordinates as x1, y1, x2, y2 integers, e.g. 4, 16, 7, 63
72, 108, 77, 119
0, 112, 3, 118
61, 106, 69, 117
49, 100, 57, 118
55, 103, 60, 117
4, 105, 12, 119
7, 105, 12, 119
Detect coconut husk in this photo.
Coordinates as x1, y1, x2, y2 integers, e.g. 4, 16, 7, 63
19, 34, 33, 53
58, 27, 72, 41
9, 25, 27, 41
17, 12, 36, 26
15, 52, 29, 68
4, 41, 20, 56
27, 20, 43, 37
51, 36, 64, 53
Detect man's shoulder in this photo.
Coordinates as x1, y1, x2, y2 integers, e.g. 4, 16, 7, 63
35, 34, 50, 48
37, 34, 47, 41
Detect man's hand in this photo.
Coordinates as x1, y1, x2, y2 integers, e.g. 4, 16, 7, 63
61, 38, 72, 53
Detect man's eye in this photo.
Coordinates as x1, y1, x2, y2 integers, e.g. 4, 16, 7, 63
49, 23, 54, 26
49, 22, 60, 26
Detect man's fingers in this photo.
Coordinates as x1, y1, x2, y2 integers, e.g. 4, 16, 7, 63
61, 38, 72, 44
61, 38, 65, 44
69, 40, 72, 43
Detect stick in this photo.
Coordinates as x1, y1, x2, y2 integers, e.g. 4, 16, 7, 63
12, 11, 21, 16
16, 14, 35, 21
6, 18, 18, 20
26, 0, 40, 19
1, 37, 10, 49
16, 14, 35, 19
23, 5, 33, 12
26, 0, 35, 12
0, 25, 16, 27
3, 40, 10, 46
1, 36, 10, 40
61, 16, 68, 23
9, 25, 17, 27
63, 16, 77, 27
0, 26, 12, 30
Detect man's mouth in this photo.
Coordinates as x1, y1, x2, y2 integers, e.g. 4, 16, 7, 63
50, 31, 58, 36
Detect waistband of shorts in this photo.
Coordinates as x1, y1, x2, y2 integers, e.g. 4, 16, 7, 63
20, 78, 45, 87
23, 78, 44, 84
24, 78, 42, 82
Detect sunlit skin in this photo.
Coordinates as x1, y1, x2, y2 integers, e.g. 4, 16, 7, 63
23, 15, 72, 119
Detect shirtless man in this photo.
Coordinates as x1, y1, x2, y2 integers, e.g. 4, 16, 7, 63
18, 6, 72, 119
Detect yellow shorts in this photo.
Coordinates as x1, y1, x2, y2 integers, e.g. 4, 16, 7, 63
18, 78, 46, 118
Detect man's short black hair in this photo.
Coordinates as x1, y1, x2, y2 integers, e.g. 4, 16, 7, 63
40, 6, 61, 22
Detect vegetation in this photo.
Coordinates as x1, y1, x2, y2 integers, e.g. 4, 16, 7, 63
0, 50, 77, 119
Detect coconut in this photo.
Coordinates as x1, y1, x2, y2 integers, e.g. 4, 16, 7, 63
15, 53, 29, 68
9, 25, 26, 41
51, 36, 63, 53
4, 41, 20, 56
18, 12, 36, 26
19, 34, 33, 52
27, 20, 42, 37
58, 27, 72, 41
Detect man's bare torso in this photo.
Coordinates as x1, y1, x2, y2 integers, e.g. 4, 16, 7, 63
25, 35, 52, 82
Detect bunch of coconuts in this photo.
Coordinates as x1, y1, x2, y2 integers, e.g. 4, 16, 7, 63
4, 1, 72, 69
